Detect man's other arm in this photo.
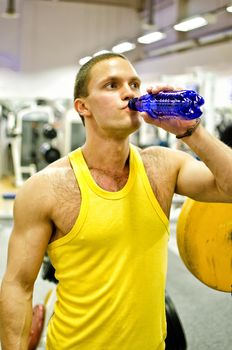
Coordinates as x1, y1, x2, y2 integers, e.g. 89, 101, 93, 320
0, 174, 53, 350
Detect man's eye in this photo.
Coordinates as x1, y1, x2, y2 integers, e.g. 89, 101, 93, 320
131, 82, 140, 90
105, 82, 118, 89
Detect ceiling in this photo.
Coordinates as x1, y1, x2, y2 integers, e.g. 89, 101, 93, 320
60, 0, 145, 11
0, 0, 232, 74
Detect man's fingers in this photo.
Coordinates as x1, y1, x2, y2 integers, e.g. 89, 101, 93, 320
141, 112, 161, 127
146, 85, 178, 95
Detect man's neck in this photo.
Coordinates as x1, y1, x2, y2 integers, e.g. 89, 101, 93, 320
81, 139, 130, 173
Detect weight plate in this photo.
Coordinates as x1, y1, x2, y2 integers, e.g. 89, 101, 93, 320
28, 304, 45, 350
177, 199, 232, 292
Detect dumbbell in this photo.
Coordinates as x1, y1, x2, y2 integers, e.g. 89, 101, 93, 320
40, 143, 61, 164
42, 124, 57, 140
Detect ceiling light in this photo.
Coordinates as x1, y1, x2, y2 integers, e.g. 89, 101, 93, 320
1, 0, 19, 18
79, 56, 92, 66
198, 28, 232, 44
148, 40, 196, 57
112, 42, 136, 54
137, 31, 166, 44
93, 50, 110, 56
174, 16, 208, 32
226, 5, 232, 13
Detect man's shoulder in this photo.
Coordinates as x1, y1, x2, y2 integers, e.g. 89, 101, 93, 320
140, 145, 190, 159
139, 145, 174, 159
15, 156, 73, 207
139, 146, 189, 175
27, 156, 70, 186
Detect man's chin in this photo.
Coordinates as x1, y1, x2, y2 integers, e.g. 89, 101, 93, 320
103, 116, 142, 138
130, 115, 142, 130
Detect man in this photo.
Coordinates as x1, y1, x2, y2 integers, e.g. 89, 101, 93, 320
0, 52, 231, 350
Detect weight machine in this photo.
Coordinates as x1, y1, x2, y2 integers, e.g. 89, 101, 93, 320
6, 105, 61, 187
63, 108, 86, 154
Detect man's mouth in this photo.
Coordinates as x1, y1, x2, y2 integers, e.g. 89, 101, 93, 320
122, 104, 131, 110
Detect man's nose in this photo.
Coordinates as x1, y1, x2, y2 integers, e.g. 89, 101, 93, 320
121, 84, 136, 101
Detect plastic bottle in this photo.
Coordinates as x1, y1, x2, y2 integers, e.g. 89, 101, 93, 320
128, 90, 204, 120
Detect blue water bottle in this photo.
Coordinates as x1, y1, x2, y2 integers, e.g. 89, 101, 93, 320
128, 90, 204, 120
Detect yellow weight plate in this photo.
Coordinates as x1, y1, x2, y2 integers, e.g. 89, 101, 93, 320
176, 199, 232, 292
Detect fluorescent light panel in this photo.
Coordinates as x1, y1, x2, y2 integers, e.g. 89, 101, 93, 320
93, 50, 110, 56
174, 16, 208, 32
148, 40, 195, 57
199, 28, 232, 44
1, 12, 19, 18
112, 42, 136, 53
226, 5, 232, 13
137, 31, 166, 44
79, 56, 92, 66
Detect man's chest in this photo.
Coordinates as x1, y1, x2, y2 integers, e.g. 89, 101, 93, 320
51, 156, 176, 241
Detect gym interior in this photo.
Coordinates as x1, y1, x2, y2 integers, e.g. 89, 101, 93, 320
0, 1, 231, 349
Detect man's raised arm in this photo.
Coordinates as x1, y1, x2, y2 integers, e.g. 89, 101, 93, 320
175, 124, 232, 202
142, 85, 232, 203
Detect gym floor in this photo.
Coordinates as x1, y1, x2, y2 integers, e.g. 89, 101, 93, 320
0, 179, 231, 350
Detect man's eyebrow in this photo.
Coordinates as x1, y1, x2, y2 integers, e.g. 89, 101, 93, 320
130, 77, 142, 85
100, 76, 119, 83
100, 76, 141, 84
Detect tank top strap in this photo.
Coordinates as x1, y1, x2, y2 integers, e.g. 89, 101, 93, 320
68, 147, 87, 189
130, 144, 169, 228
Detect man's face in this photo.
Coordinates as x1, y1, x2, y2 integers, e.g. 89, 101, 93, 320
84, 57, 142, 137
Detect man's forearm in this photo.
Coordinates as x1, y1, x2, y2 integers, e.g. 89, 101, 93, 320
183, 124, 232, 196
0, 279, 32, 350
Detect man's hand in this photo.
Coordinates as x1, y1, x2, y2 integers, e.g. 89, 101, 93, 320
141, 85, 200, 137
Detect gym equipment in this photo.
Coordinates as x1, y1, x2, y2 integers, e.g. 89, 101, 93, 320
64, 108, 86, 154
28, 304, 45, 350
216, 108, 232, 147
40, 124, 61, 163
2, 192, 16, 200
40, 143, 61, 164
28, 288, 56, 350
3, 104, 63, 186
177, 199, 232, 292
165, 294, 187, 350
219, 123, 232, 148
42, 124, 57, 140
42, 253, 58, 284
0, 193, 16, 220
8, 106, 55, 186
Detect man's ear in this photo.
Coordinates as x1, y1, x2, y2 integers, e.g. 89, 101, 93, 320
74, 98, 91, 117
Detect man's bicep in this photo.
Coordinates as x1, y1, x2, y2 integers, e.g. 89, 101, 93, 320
4, 184, 53, 289
175, 156, 230, 202
5, 226, 50, 289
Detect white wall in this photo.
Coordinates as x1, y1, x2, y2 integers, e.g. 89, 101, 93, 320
0, 66, 77, 99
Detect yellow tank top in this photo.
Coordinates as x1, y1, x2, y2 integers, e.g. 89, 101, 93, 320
46, 144, 169, 350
